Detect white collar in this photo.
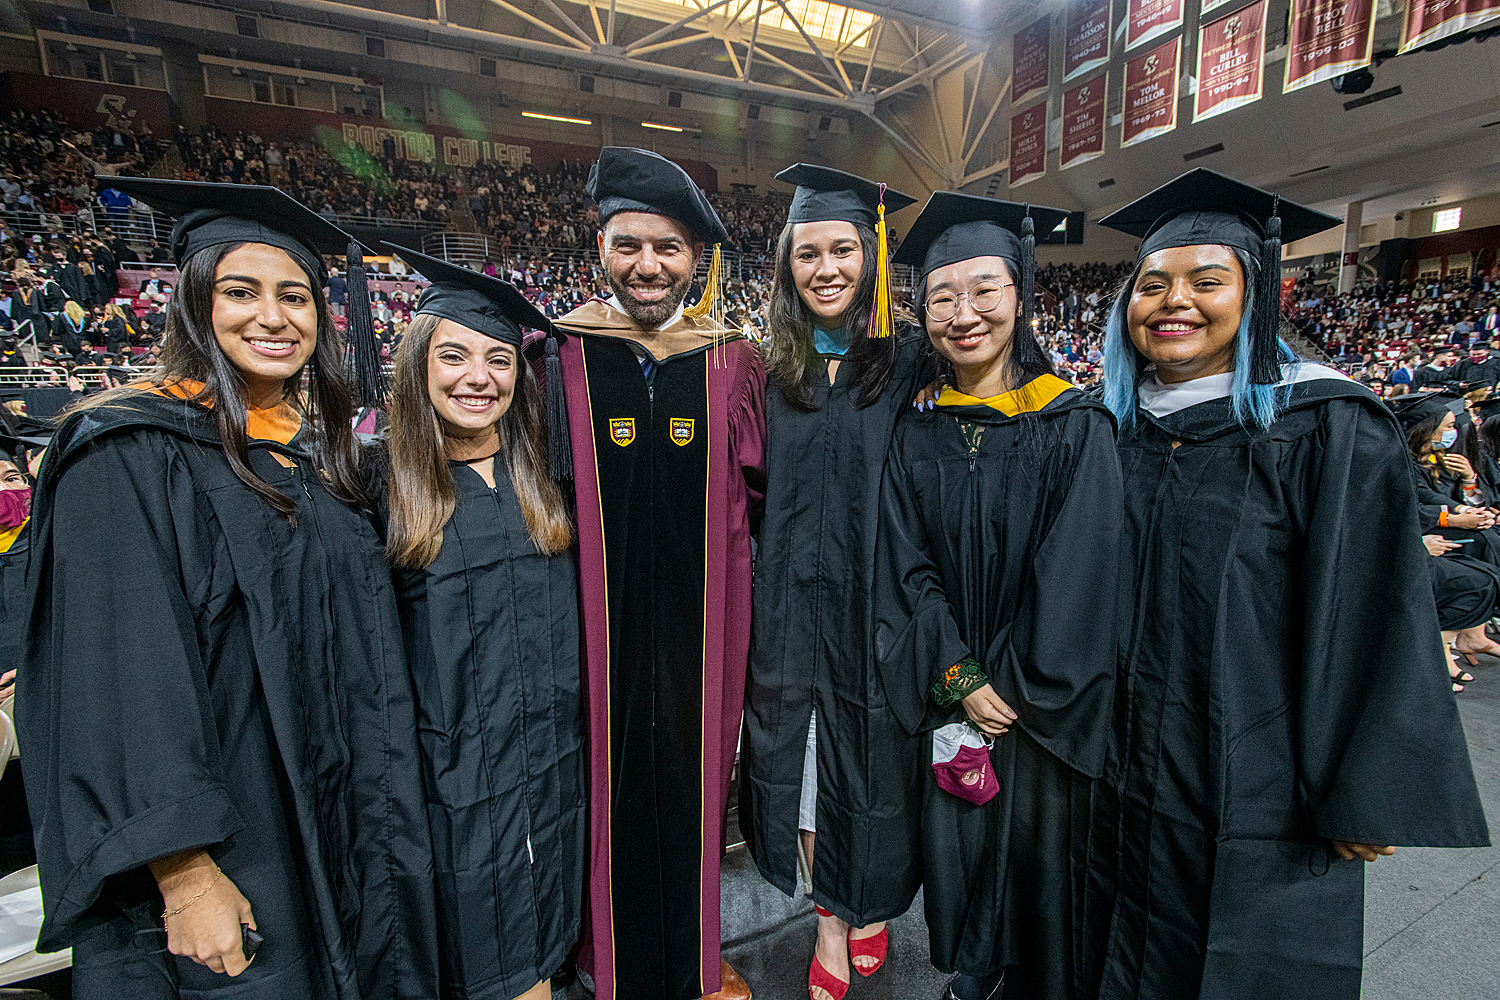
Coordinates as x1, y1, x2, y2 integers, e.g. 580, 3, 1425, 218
606, 293, 684, 331
1139, 362, 1354, 418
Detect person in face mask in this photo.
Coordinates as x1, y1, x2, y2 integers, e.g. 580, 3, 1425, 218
1, 454, 32, 703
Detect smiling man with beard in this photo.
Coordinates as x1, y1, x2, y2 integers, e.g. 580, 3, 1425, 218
546, 147, 766, 1000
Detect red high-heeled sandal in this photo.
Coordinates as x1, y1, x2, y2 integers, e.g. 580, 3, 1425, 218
846, 924, 888, 977
809, 905, 850, 1000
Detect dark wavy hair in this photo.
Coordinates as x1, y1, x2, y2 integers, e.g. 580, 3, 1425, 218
760, 220, 897, 411
72, 242, 366, 519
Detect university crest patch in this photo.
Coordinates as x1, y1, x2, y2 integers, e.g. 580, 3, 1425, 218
609, 418, 636, 447
669, 418, 695, 447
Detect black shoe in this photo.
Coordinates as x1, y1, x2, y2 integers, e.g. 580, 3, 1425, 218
944, 970, 1004, 1000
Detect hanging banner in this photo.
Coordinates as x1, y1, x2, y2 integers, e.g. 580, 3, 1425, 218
1061, 74, 1108, 170
1122, 36, 1182, 147
1064, 0, 1112, 82
1200, 0, 1240, 15
1126, 0, 1186, 50
1008, 105, 1047, 188
1194, 0, 1266, 122
1400, 0, 1500, 53
1284, 0, 1377, 92
1013, 17, 1053, 108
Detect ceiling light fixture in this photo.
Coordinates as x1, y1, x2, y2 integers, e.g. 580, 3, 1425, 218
523, 111, 592, 125
642, 121, 684, 132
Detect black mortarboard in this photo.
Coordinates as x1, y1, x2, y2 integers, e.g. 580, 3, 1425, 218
586, 147, 728, 244
891, 192, 1070, 367
1099, 168, 1341, 387
1476, 397, 1500, 422
103, 177, 386, 405
388, 246, 551, 349
775, 164, 916, 230
1389, 391, 1465, 431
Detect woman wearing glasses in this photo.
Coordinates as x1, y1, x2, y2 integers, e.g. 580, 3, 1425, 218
874, 193, 1122, 1000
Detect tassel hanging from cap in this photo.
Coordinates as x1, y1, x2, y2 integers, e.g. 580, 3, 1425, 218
683, 242, 722, 321
1250, 196, 1285, 386
867, 185, 893, 339
1014, 208, 1047, 371
344, 240, 387, 407
544, 330, 573, 481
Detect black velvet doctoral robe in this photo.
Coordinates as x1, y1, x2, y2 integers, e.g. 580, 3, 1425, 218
873, 378, 1121, 1000
1094, 372, 1490, 1000
552, 299, 767, 1000
16, 392, 439, 999
373, 455, 586, 1000
741, 330, 930, 926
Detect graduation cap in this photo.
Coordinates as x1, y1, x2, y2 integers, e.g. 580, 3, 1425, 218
390, 246, 571, 480
892, 192, 1070, 363
587, 147, 730, 327
1476, 397, 1500, 422
1098, 169, 1341, 387
775, 164, 916, 340
102, 177, 386, 406
1388, 391, 1466, 431
776, 164, 916, 230
390, 246, 551, 349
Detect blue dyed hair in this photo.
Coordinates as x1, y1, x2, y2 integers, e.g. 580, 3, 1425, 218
1101, 249, 1297, 431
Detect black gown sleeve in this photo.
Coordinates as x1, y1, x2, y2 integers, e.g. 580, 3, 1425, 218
1410, 462, 1450, 530
1296, 401, 1488, 847
18, 431, 245, 941
872, 422, 970, 736
986, 408, 1121, 778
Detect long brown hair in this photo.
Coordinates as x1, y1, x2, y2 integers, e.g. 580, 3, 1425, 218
70, 242, 366, 519
385, 313, 571, 568
760, 220, 896, 411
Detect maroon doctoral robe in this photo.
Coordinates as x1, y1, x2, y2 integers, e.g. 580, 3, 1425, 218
553, 299, 766, 1000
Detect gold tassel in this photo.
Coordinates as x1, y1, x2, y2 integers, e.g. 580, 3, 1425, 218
684, 242, 722, 321
868, 188, 892, 338
684, 242, 726, 366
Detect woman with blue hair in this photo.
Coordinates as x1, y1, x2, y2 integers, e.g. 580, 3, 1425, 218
1089, 169, 1489, 1000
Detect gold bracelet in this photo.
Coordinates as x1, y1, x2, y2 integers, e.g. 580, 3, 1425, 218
161, 866, 223, 921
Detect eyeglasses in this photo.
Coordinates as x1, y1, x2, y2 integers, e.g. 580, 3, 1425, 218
924, 282, 1014, 322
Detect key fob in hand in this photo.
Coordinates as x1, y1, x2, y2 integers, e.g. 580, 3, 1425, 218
241, 924, 264, 962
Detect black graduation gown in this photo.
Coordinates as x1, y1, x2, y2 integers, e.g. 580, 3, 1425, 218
872, 383, 1121, 999
376, 457, 586, 1000
1428, 553, 1499, 631
741, 330, 929, 926
0, 519, 26, 683
1095, 377, 1490, 1000
16, 392, 440, 1000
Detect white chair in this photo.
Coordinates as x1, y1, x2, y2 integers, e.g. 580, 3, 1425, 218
0, 698, 15, 762
0, 712, 12, 778
0, 866, 71, 987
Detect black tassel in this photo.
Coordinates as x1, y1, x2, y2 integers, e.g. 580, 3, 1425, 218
1251, 203, 1284, 385
545, 332, 573, 481
1016, 210, 1044, 369
344, 240, 387, 407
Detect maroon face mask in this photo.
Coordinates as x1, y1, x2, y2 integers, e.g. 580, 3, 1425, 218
0, 488, 30, 528
931, 723, 999, 805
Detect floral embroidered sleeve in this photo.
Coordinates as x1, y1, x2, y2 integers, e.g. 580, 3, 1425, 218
929, 656, 988, 708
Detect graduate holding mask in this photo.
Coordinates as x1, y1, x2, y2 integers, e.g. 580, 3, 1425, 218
16, 178, 439, 998
373, 248, 584, 1000
740, 164, 924, 1000
1091, 169, 1489, 1000
874, 192, 1123, 1000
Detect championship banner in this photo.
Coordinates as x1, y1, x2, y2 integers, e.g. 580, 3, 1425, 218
1200, 0, 1239, 15
1008, 105, 1047, 188
1284, 0, 1377, 92
1061, 74, 1107, 170
1400, 0, 1500, 53
1126, 0, 1185, 51
1122, 36, 1182, 148
1013, 16, 1053, 108
1194, 0, 1266, 123
1064, 0, 1112, 83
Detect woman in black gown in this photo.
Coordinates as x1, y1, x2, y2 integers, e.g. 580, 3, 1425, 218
17, 177, 439, 998
373, 248, 585, 1000
741, 164, 922, 1000
1090, 169, 1488, 1000
875, 192, 1121, 1000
